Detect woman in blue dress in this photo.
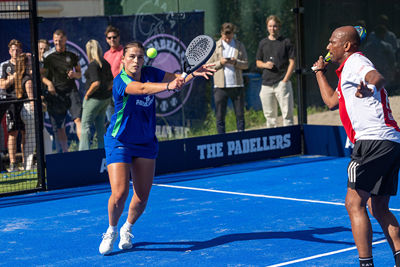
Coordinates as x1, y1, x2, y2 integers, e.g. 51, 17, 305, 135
99, 41, 214, 255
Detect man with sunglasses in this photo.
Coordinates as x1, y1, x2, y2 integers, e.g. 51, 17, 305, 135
104, 26, 123, 123
104, 25, 123, 78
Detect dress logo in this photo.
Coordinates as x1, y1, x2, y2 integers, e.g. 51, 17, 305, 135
136, 95, 154, 107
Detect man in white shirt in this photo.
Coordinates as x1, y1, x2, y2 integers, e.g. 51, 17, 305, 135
313, 25, 400, 267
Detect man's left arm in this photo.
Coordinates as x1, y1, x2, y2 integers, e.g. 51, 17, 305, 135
355, 70, 385, 98
233, 42, 248, 70
282, 58, 295, 82
365, 70, 385, 89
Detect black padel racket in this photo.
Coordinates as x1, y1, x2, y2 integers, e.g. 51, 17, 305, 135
181, 35, 216, 78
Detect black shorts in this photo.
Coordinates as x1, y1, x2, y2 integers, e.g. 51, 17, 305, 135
68, 89, 82, 120
47, 89, 82, 130
347, 140, 400, 195
6, 102, 24, 132
49, 112, 67, 132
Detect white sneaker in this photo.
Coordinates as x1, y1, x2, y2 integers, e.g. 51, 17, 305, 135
118, 226, 134, 250
99, 231, 118, 255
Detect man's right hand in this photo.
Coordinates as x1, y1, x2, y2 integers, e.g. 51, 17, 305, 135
312, 56, 328, 73
264, 61, 275, 69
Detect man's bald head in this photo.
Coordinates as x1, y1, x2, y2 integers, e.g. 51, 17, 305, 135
327, 26, 360, 64
333, 26, 360, 49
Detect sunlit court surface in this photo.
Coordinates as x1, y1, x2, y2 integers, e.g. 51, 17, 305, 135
1, 156, 398, 266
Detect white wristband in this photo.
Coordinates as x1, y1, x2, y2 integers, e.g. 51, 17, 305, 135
367, 84, 377, 94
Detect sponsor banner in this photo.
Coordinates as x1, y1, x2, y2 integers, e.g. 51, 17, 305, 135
182, 126, 301, 170
303, 125, 352, 157
46, 126, 301, 189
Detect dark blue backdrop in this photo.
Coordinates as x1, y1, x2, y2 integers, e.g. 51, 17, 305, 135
0, 12, 207, 135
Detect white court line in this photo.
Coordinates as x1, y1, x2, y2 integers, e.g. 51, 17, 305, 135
266, 239, 387, 266
154, 184, 395, 265
153, 184, 400, 212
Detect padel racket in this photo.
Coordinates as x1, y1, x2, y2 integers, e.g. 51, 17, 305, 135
181, 35, 216, 78
311, 52, 331, 71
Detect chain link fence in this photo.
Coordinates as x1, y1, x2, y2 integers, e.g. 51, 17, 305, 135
0, 0, 45, 196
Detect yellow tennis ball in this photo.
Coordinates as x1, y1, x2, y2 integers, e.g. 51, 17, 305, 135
146, 48, 157, 58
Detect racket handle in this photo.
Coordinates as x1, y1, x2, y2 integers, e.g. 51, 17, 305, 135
312, 52, 331, 71
181, 72, 188, 79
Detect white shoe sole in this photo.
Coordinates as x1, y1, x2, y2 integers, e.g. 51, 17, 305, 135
118, 242, 133, 250
99, 248, 113, 255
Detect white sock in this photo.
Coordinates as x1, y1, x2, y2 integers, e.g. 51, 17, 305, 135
107, 225, 118, 233
122, 221, 133, 231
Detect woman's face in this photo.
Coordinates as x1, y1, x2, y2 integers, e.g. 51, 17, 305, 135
267, 19, 280, 38
123, 46, 145, 77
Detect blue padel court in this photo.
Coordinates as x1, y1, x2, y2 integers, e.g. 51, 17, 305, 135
1, 155, 398, 266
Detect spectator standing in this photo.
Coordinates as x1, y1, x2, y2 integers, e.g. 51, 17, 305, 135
364, 24, 396, 88
104, 25, 123, 78
256, 15, 295, 128
38, 39, 53, 155
0, 39, 26, 171
42, 29, 82, 153
368, 14, 398, 52
18, 53, 35, 170
207, 22, 248, 134
38, 39, 49, 69
104, 26, 123, 123
79, 40, 113, 151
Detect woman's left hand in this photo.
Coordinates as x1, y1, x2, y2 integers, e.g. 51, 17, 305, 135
192, 64, 216, 80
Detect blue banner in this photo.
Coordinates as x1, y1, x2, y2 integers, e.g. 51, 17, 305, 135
303, 125, 352, 157
46, 126, 301, 190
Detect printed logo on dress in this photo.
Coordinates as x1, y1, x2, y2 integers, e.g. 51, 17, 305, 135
136, 95, 154, 107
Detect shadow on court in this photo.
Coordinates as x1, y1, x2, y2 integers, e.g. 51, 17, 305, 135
108, 226, 380, 256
